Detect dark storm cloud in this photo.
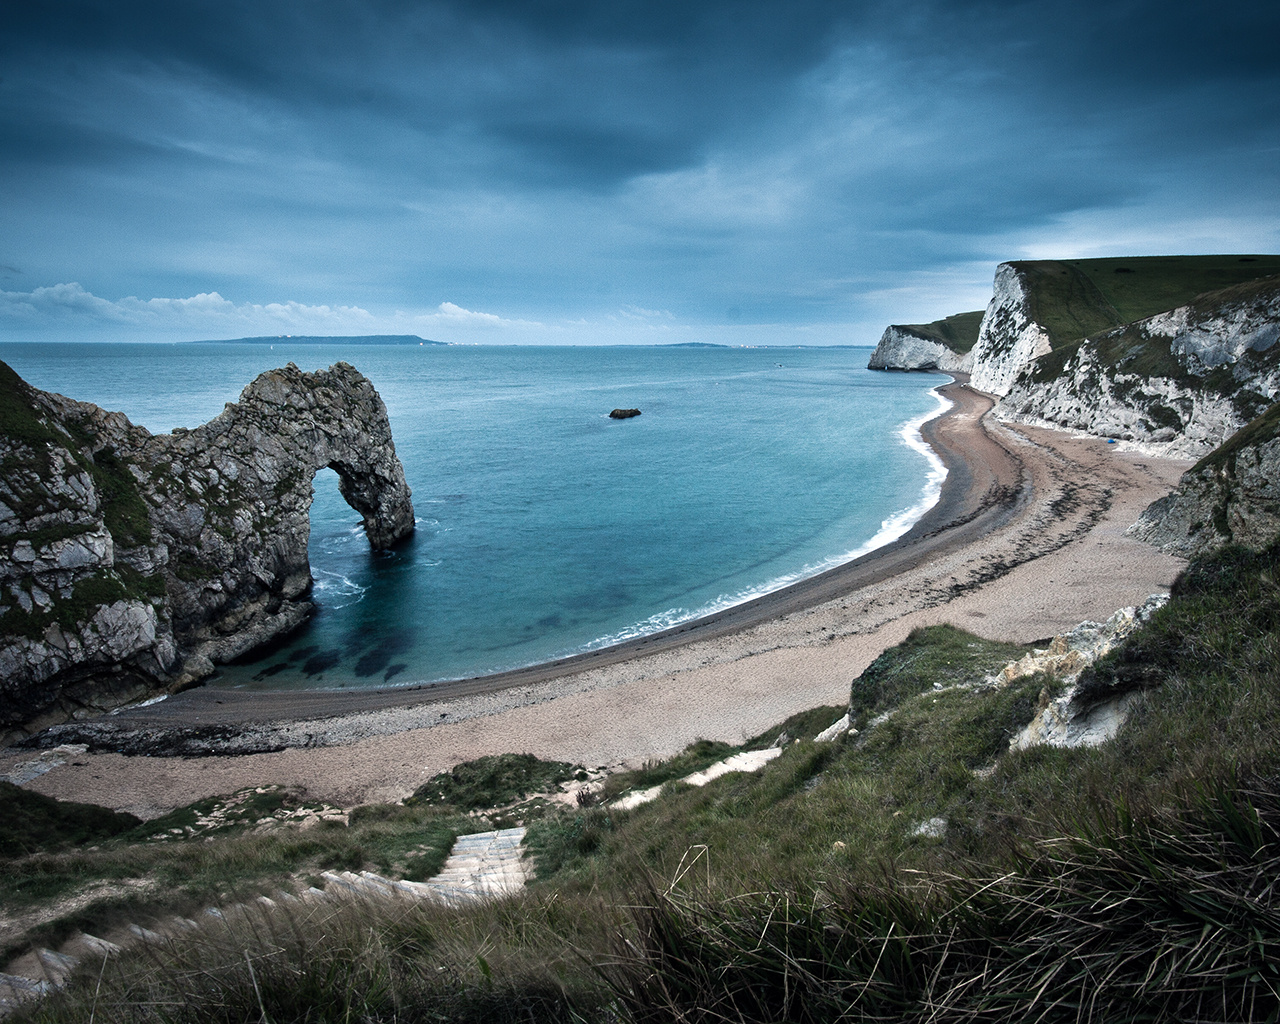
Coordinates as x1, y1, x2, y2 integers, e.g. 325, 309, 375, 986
1, 0, 1278, 341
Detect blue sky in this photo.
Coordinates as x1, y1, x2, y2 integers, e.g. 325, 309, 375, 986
2, 0, 1278, 345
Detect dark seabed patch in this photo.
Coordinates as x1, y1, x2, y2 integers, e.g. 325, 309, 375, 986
352, 630, 415, 677
303, 649, 342, 675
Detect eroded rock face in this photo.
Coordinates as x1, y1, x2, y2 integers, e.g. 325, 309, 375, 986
0, 360, 413, 738
968, 264, 1055, 396
1006, 596, 1168, 752
866, 326, 974, 372
997, 278, 1280, 458
1128, 418, 1280, 557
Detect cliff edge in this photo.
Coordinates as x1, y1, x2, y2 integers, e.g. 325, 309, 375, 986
0, 360, 414, 739
1128, 401, 1280, 557
998, 276, 1280, 457
866, 311, 982, 372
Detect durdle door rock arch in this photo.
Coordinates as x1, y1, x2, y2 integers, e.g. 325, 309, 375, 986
0, 360, 414, 741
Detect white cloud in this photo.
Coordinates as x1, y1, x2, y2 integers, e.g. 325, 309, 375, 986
426, 301, 539, 328
619, 305, 675, 321
0, 283, 553, 341
0, 282, 380, 335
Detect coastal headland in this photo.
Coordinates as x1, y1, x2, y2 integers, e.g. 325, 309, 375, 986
6, 374, 1190, 817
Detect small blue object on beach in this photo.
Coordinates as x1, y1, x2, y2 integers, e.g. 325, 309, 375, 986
1107, 439, 1116, 444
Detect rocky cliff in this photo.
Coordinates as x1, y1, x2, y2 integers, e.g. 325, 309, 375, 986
866, 311, 982, 372
964, 256, 1280, 399
1128, 401, 1280, 557
0, 361, 414, 739
968, 264, 1063, 395
997, 276, 1280, 457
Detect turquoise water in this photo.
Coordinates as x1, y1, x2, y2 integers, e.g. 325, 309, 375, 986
0, 343, 946, 690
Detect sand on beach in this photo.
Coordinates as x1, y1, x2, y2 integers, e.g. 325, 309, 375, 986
6, 383, 1191, 818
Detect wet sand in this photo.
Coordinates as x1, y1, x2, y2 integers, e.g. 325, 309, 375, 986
7, 377, 1192, 817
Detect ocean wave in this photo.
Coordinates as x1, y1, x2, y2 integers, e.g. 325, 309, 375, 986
577, 384, 953, 653
312, 568, 369, 609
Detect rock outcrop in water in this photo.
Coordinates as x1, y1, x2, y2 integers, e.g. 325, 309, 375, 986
0, 360, 413, 740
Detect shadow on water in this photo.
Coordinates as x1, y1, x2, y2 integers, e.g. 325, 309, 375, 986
303, 649, 342, 675
352, 629, 414, 677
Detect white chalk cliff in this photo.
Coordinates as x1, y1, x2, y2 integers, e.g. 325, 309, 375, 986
997, 278, 1280, 458
866, 326, 974, 372
967, 264, 1057, 396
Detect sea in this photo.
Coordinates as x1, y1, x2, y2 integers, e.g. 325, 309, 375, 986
0, 343, 948, 691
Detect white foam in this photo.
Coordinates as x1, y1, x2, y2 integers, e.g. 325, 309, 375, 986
579, 384, 953, 652
110, 693, 169, 714
312, 568, 369, 608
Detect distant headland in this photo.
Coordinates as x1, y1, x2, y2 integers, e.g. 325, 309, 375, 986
187, 335, 446, 345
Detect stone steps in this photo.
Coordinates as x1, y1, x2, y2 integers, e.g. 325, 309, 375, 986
420, 827, 528, 903
0, 825, 530, 1015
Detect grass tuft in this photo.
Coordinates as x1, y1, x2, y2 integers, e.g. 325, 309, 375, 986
407, 753, 584, 811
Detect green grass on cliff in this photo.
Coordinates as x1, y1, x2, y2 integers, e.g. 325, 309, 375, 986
899, 310, 985, 353
0, 362, 63, 468
1024, 270, 1280, 417
0, 361, 165, 646
1011, 254, 1280, 350
407, 753, 585, 811
1068, 254, 1280, 325
8, 539, 1280, 1023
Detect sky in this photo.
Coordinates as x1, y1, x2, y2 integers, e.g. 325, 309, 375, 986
2, 0, 1278, 346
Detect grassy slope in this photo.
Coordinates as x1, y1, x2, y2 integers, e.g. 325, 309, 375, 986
0, 782, 140, 859
8, 539, 1280, 1022
898, 310, 985, 354
1069, 254, 1280, 324
1012, 254, 1280, 350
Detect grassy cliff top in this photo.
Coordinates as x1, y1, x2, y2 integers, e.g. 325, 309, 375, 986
1011, 255, 1280, 349
1027, 272, 1280, 396
897, 310, 985, 353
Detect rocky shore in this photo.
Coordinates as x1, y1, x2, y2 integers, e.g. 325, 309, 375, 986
2, 379, 1191, 816
6, 253, 1280, 815
0, 361, 414, 742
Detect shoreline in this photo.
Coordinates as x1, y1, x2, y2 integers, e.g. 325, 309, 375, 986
20, 374, 1011, 743
5, 380, 1194, 815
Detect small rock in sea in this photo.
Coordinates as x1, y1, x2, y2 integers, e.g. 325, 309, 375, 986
609, 408, 641, 419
